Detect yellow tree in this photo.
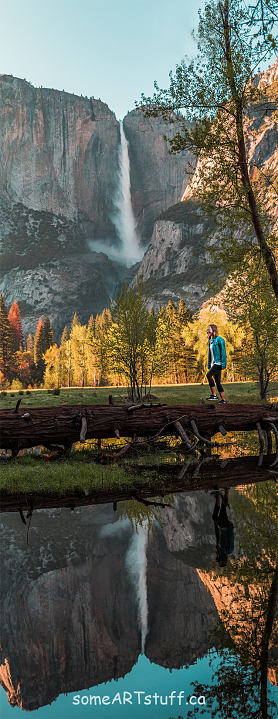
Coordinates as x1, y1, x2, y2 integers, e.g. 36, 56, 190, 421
70, 324, 88, 387
182, 299, 245, 382
43, 344, 61, 388
223, 259, 278, 397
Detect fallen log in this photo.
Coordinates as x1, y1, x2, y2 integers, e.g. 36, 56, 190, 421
0, 403, 277, 451
0, 455, 275, 514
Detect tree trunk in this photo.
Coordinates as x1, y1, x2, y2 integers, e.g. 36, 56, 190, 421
0, 402, 277, 450
222, 0, 278, 301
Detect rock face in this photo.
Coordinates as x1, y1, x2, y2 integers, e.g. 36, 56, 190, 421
1, 61, 276, 330
136, 199, 216, 312
0, 76, 193, 333
137, 60, 278, 311
0, 495, 218, 710
0, 75, 119, 235
123, 110, 194, 244
0, 196, 131, 335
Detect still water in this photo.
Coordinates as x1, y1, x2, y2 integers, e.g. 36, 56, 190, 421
0, 471, 277, 718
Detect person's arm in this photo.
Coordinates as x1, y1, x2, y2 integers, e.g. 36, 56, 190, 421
221, 338, 227, 369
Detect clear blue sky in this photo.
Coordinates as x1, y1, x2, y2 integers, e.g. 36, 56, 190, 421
0, 0, 205, 118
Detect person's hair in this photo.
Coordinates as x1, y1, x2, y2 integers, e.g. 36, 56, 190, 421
207, 324, 218, 337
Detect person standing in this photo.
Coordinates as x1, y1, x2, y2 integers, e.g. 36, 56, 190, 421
206, 324, 227, 403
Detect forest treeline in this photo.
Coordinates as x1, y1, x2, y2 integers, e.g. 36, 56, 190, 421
1, 279, 277, 399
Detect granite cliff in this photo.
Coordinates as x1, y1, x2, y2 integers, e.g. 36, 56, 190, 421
123, 110, 193, 244
0, 75, 119, 234
0, 495, 218, 710
136, 60, 278, 310
0, 76, 192, 334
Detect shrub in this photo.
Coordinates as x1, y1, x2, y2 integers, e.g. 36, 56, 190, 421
10, 379, 23, 391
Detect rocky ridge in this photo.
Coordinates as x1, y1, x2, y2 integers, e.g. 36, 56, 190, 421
0, 76, 192, 334
137, 60, 278, 310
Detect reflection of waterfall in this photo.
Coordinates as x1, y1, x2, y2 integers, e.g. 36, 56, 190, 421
112, 121, 142, 266
126, 521, 148, 654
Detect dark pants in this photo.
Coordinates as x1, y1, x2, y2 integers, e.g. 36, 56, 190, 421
207, 365, 224, 393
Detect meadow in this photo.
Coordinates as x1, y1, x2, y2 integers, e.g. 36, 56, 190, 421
0, 382, 277, 495
1, 380, 278, 410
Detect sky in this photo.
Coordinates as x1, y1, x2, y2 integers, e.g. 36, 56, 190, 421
0, 0, 206, 119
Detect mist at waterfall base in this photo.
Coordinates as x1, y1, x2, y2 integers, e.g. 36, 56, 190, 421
88, 122, 144, 268
126, 522, 149, 654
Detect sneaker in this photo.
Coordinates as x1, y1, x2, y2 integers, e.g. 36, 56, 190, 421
219, 399, 227, 404
206, 394, 219, 401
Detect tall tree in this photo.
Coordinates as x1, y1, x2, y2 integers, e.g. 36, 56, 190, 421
8, 300, 23, 351
183, 299, 245, 381
139, 0, 278, 300
0, 293, 14, 378
69, 324, 88, 387
248, 0, 277, 48
42, 316, 54, 350
34, 318, 44, 365
71, 312, 80, 329
106, 281, 156, 401
223, 259, 278, 397
26, 333, 34, 355
34, 316, 54, 383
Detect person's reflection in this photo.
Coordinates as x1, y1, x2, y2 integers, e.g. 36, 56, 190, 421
211, 488, 234, 566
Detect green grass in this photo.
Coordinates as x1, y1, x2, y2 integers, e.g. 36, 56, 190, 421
1, 381, 276, 495
0, 452, 172, 495
0, 381, 277, 410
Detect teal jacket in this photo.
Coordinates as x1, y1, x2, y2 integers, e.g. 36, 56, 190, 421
208, 336, 227, 369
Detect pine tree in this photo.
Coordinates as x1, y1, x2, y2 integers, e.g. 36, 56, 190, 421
59, 326, 70, 386
26, 333, 34, 355
88, 314, 94, 331
34, 316, 54, 383
8, 300, 23, 351
61, 326, 69, 345
42, 316, 54, 349
34, 318, 44, 365
71, 312, 80, 329
70, 323, 88, 387
0, 293, 14, 376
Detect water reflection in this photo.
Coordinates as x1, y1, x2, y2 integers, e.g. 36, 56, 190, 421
0, 462, 277, 717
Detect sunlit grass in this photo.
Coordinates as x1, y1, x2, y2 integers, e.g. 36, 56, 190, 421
0, 454, 158, 494
0, 382, 275, 495
0, 380, 277, 410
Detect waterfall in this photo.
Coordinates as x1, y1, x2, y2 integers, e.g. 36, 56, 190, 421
112, 121, 142, 266
126, 521, 149, 654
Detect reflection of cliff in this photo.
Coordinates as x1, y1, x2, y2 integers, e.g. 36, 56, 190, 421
145, 528, 217, 667
0, 495, 218, 711
197, 569, 278, 688
0, 506, 139, 710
